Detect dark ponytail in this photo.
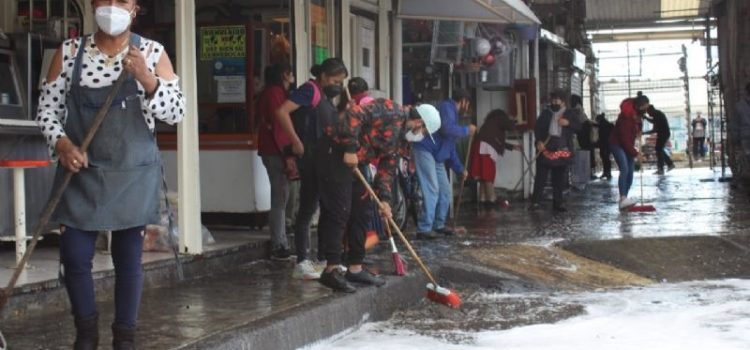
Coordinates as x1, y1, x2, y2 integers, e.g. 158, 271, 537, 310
635, 91, 650, 107
310, 58, 348, 79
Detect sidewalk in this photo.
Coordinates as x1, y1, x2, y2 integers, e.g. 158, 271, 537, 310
2, 167, 749, 349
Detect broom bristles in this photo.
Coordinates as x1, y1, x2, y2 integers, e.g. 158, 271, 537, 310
392, 252, 407, 276
426, 283, 462, 308
427, 283, 461, 309
628, 204, 656, 212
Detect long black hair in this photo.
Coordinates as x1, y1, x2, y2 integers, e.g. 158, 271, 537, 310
263, 62, 292, 87
348, 77, 369, 96
310, 58, 348, 79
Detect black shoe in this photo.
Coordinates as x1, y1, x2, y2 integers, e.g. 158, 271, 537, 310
319, 268, 357, 293
601, 175, 612, 180
74, 313, 99, 350
270, 247, 292, 261
667, 164, 676, 172
416, 231, 438, 240
527, 203, 542, 211
346, 269, 386, 287
112, 324, 135, 350
553, 206, 568, 213
435, 227, 456, 236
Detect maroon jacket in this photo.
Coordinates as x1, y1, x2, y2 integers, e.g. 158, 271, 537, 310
609, 98, 642, 157
257, 85, 290, 156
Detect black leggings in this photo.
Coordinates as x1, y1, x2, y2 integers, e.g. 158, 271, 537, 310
344, 169, 371, 266
316, 164, 369, 266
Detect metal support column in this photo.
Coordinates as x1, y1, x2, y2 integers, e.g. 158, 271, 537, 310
392, 15, 403, 104
175, 0, 203, 254
682, 44, 694, 169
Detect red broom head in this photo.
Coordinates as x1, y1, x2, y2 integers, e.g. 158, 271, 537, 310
426, 283, 462, 309
628, 204, 656, 213
392, 252, 407, 276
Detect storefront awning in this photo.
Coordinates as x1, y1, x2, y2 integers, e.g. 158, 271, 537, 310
397, 0, 541, 25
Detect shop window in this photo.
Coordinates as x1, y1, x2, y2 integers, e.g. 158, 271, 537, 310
16, 0, 84, 37
133, 0, 292, 150
310, 0, 329, 65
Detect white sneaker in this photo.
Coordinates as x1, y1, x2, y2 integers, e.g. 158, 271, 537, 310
312, 260, 327, 274
619, 197, 637, 210
292, 260, 321, 280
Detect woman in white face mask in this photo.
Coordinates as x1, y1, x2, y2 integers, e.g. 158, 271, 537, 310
36, 0, 185, 349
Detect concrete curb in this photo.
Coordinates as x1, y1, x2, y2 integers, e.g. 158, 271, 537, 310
2, 238, 268, 320
177, 271, 428, 350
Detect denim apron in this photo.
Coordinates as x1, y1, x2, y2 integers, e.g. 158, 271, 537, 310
51, 34, 161, 231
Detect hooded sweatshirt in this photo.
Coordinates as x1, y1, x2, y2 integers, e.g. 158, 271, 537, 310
609, 98, 642, 157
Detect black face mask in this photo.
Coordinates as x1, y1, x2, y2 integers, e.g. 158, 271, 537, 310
323, 85, 343, 99
550, 104, 562, 112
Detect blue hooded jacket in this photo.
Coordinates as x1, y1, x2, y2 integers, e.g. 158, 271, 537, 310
413, 99, 470, 174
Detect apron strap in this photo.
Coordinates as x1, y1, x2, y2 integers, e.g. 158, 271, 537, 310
70, 35, 93, 106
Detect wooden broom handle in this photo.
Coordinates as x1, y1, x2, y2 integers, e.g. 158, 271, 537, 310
353, 168, 438, 285
0, 72, 130, 310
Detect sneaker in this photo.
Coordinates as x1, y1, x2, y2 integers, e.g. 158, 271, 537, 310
292, 260, 321, 280
619, 198, 637, 210
416, 231, 438, 240
319, 268, 356, 293
346, 269, 386, 287
270, 247, 292, 261
435, 227, 456, 236
312, 260, 327, 274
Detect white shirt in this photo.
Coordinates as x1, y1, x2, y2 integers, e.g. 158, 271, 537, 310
36, 35, 185, 159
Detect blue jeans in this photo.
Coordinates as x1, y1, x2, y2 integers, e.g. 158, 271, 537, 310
262, 155, 290, 251
60, 226, 144, 328
413, 147, 451, 233
610, 144, 635, 197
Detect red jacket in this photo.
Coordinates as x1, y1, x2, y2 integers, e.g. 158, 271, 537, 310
257, 85, 290, 156
609, 98, 642, 157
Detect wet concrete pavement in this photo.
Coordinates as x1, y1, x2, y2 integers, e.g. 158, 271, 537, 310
2, 167, 750, 349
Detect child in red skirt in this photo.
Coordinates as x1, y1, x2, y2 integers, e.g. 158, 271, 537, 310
469, 109, 521, 208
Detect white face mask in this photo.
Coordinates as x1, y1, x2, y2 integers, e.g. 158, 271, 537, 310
405, 130, 425, 143
96, 6, 133, 36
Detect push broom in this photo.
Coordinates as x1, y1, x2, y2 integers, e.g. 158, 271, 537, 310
354, 168, 461, 308
628, 139, 656, 212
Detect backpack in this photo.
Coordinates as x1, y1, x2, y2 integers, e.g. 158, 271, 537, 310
290, 81, 322, 147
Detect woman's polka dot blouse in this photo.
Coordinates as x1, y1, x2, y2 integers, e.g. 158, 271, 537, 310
36, 35, 185, 159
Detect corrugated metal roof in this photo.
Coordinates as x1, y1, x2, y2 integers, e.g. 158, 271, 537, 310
398, 0, 541, 24
585, 0, 710, 27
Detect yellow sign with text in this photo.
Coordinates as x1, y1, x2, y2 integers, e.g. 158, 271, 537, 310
200, 26, 246, 61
